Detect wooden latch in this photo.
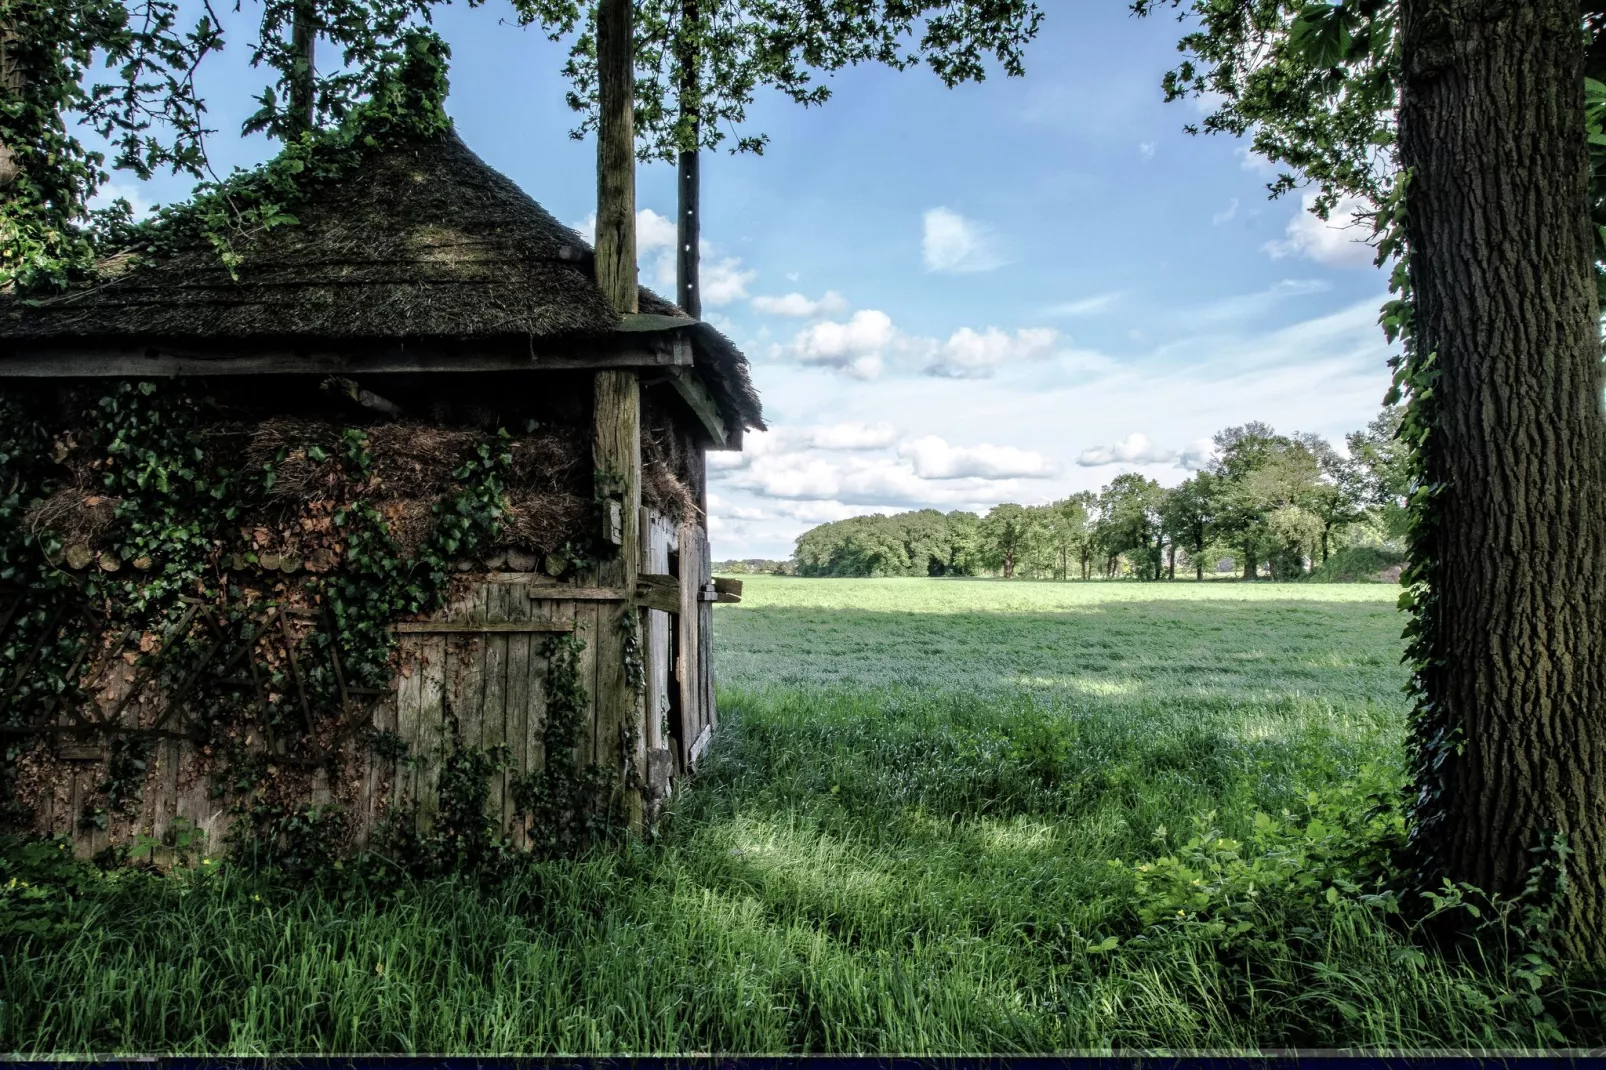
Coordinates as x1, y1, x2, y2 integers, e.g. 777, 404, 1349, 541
603, 499, 624, 546
636, 573, 681, 614
701, 578, 742, 604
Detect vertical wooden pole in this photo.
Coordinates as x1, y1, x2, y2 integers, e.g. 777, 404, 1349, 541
594, 0, 644, 829
675, 0, 701, 318
595, 0, 638, 315
593, 371, 642, 828
289, 0, 317, 134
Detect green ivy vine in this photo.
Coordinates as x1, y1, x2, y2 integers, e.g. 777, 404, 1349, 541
511, 633, 614, 860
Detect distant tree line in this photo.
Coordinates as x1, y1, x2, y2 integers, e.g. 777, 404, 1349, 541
792, 409, 1411, 580
712, 558, 796, 575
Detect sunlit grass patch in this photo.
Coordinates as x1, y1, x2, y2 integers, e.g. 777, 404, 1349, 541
4, 577, 1602, 1053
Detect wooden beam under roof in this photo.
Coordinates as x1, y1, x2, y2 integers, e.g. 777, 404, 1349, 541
663, 363, 729, 449
0, 341, 691, 378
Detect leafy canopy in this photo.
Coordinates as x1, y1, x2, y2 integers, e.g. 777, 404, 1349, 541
512, 0, 1045, 161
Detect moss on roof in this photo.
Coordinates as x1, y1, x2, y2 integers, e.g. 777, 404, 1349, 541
0, 128, 763, 431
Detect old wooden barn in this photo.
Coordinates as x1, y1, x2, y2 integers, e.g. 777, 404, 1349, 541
0, 125, 762, 860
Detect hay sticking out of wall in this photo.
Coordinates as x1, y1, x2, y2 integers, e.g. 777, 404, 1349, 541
643, 462, 696, 524
23, 486, 120, 544
641, 417, 698, 524
32, 415, 594, 570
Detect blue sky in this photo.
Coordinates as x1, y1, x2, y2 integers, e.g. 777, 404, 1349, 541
95, 1, 1397, 559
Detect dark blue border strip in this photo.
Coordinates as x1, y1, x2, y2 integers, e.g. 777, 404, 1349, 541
5, 1054, 1606, 1070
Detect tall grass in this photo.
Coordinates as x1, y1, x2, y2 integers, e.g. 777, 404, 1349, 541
2, 579, 1600, 1053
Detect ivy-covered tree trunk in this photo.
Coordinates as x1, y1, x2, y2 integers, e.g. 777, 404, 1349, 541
1240, 541, 1255, 581
0, 25, 23, 186
1400, 0, 1606, 961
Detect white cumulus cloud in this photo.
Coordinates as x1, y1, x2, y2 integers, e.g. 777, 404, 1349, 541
700, 256, 756, 306
90, 182, 156, 219
922, 207, 1006, 274
750, 290, 848, 317
1263, 193, 1377, 268
572, 209, 753, 306
898, 436, 1058, 480
780, 310, 895, 380
805, 422, 899, 450
1076, 433, 1179, 467
924, 326, 1059, 379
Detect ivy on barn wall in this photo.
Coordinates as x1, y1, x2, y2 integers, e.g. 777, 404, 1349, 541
0, 377, 627, 872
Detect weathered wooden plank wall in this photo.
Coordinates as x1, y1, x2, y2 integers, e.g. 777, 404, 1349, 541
29, 549, 710, 856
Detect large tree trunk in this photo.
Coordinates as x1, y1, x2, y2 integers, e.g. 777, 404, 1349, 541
1241, 542, 1255, 581
1400, 0, 1606, 961
0, 25, 24, 187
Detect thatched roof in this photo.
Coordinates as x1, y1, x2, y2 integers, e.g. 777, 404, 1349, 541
0, 129, 763, 431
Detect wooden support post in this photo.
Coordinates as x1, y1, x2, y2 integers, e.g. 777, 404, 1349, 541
595, 0, 638, 316
593, 0, 646, 829
699, 528, 716, 734
593, 370, 643, 828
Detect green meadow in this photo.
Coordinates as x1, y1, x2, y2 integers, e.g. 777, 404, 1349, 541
3, 577, 1600, 1053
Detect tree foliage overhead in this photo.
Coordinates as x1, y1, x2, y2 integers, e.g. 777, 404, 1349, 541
510, 0, 1045, 160
241, 0, 443, 141
0, 0, 224, 289
0, 0, 468, 292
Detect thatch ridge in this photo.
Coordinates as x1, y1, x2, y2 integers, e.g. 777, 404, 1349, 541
0, 129, 763, 431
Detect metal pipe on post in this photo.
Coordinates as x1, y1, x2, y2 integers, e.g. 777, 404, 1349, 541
593, 0, 645, 828
289, 0, 317, 133
675, 0, 701, 320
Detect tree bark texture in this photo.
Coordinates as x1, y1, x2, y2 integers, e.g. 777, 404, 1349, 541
1400, 0, 1606, 960
595, 0, 638, 316
0, 24, 24, 187
675, 0, 701, 318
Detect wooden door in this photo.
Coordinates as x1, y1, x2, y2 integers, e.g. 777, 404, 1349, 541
379, 576, 581, 847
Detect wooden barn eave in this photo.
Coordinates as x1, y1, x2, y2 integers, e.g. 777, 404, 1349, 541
0, 335, 688, 379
